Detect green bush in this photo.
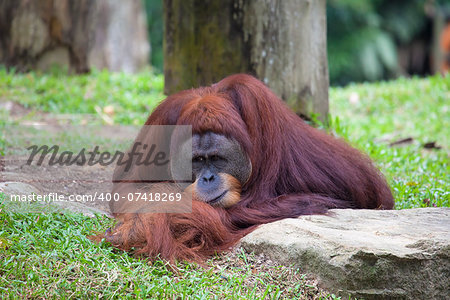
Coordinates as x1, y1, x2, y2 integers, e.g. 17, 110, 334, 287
327, 0, 429, 85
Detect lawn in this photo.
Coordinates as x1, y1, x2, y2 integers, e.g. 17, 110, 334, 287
0, 193, 334, 299
329, 75, 449, 208
0, 68, 448, 298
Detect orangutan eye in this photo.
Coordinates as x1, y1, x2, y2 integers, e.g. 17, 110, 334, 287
192, 156, 205, 163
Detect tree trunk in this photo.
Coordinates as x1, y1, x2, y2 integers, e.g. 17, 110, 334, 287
0, 0, 149, 73
164, 0, 329, 122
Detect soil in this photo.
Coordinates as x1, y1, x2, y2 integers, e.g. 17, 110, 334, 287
1, 101, 137, 215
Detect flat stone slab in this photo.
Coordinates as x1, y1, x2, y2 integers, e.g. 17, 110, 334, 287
240, 208, 449, 299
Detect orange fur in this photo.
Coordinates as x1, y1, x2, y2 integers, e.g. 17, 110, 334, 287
94, 74, 394, 262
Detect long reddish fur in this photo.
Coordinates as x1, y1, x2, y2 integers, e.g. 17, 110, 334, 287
105, 74, 394, 262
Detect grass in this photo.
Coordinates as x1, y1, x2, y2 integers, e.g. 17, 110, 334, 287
0, 194, 335, 299
0, 68, 449, 298
0, 68, 164, 125
329, 75, 449, 208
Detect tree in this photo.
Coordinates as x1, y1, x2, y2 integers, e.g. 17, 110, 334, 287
0, 0, 149, 73
164, 0, 329, 122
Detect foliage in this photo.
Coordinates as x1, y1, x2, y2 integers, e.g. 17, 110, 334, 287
143, 0, 164, 72
327, 0, 437, 85
140, 0, 444, 85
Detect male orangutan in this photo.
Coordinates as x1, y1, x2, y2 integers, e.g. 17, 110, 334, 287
100, 74, 394, 262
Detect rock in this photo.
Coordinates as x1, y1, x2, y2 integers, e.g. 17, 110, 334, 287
240, 208, 450, 300
0, 181, 41, 195
51, 201, 109, 217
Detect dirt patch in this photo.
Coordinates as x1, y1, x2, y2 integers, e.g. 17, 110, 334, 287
1, 163, 114, 213
1, 100, 139, 215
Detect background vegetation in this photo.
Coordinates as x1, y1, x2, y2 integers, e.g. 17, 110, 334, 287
144, 0, 450, 85
144, 0, 164, 72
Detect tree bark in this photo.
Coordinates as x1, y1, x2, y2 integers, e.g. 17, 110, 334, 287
164, 0, 329, 122
0, 0, 149, 73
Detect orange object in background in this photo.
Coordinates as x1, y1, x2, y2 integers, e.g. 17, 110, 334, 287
440, 21, 450, 73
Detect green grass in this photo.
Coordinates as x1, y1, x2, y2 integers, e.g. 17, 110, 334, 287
0, 194, 336, 299
0, 68, 164, 125
330, 75, 449, 208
